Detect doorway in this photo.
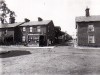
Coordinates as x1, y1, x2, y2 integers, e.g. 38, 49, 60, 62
39, 35, 45, 46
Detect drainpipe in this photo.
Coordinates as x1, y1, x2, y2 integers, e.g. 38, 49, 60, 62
13, 31, 14, 44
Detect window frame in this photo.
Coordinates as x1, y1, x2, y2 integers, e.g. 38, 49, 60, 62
88, 25, 94, 32
88, 35, 95, 43
37, 26, 41, 32
30, 27, 33, 32
23, 27, 26, 31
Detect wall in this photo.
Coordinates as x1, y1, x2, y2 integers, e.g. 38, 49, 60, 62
20, 25, 47, 45
77, 21, 100, 46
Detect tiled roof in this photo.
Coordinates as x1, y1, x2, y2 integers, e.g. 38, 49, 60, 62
0, 20, 52, 28
76, 15, 100, 22
20, 20, 52, 26
0, 22, 23, 28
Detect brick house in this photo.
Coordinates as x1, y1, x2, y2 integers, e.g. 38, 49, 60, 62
0, 19, 55, 46
20, 20, 55, 46
76, 8, 100, 47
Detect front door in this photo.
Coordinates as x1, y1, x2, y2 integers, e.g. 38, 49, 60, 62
39, 35, 46, 46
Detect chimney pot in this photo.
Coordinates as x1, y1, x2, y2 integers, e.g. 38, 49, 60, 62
85, 7, 90, 17
24, 18, 30, 22
9, 17, 15, 24
38, 17, 43, 21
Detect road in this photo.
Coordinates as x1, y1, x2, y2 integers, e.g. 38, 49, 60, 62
0, 46, 100, 75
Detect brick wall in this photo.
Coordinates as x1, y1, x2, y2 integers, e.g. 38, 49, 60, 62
77, 21, 100, 46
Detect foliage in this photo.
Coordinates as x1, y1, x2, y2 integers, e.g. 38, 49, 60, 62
65, 34, 73, 41
0, 0, 15, 23
54, 26, 73, 44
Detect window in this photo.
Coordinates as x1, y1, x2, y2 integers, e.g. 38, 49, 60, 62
23, 27, 26, 31
22, 36, 25, 41
48, 29, 49, 32
41, 27, 46, 34
88, 35, 95, 43
37, 26, 41, 32
30, 27, 33, 32
34, 36, 38, 39
4, 30, 7, 34
88, 25, 94, 32
33, 27, 37, 32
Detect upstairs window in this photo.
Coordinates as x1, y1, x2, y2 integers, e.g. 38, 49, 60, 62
23, 27, 26, 31
32, 27, 37, 32
88, 25, 94, 32
88, 35, 95, 43
30, 27, 33, 32
37, 26, 41, 32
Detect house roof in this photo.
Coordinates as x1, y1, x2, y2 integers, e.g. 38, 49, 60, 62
20, 20, 52, 26
0, 22, 23, 28
0, 20, 52, 28
76, 15, 100, 22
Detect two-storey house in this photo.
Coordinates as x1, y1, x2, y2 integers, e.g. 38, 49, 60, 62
0, 18, 55, 46
76, 8, 100, 47
20, 19, 55, 46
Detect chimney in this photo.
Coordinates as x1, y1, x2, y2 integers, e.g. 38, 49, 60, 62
38, 17, 43, 21
24, 18, 30, 22
85, 7, 90, 17
9, 17, 15, 24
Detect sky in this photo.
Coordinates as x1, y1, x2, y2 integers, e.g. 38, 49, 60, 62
3, 0, 100, 37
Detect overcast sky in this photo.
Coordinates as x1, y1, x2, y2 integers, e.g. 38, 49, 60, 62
5, 0, 100, 36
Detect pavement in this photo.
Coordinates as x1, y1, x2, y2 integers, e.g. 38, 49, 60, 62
0, 45, 55, 50
0, 45, 55, 54
74, 45, 100, 49
1, 43, 100, 50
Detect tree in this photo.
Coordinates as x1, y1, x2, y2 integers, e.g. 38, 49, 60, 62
0, 0, 15, 24
54, 26, 65, 44
65, 33, 73, 41
0, 0, 16, 44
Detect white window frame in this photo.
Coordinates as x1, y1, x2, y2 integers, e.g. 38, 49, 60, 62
37, 26, 41, 32
22, 36, 25, 41
23, 27, 26, 31
30, 27, 33, 32
88, 35, 95, 43
88, 25, 94, 32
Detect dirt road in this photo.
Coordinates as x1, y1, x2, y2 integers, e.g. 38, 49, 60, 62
1, 46, 100, 75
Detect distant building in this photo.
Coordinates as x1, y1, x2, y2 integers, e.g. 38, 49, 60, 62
76, 8, 100, 47
0, 19, 55, 46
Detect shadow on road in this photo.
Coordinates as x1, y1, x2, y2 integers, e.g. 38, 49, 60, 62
0, 50, 31, 58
